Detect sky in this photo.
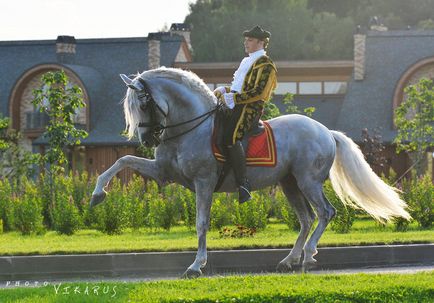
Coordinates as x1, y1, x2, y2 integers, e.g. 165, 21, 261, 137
0, 0, 196, 41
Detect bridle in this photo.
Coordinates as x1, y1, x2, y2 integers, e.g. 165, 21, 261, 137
135, 78, 222, 146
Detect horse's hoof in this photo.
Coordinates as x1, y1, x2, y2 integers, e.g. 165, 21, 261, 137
90, 192, 106, 208
302, 260, 317, 273
181, 268, 202, 279
276, 262, 292, 273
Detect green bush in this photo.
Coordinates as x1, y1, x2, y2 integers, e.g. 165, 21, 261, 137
182, 189, 196, 229
274, 188, 300, 231
13, 179, 44, 235
0, 179, 15, 231
238, 192, 268, 230
70, 171, 93, 214
147, 182, 177, 230
125, 175, 148, 230
402, 174, 433, 229
211, 197, 233, 230
95, 178, 128, 234
52, 194, 81, 235
324, 180, 355, 233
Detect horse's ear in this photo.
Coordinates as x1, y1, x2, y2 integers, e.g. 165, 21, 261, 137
120, 74, 143, 91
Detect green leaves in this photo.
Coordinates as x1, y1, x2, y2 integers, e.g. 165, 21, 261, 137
394, 78, 434, 173
32, 70, 88, 172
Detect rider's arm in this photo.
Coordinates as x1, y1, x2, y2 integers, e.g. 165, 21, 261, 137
233, 63, 277, 105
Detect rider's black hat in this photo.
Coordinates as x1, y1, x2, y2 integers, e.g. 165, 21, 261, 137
243, 25, 271, 40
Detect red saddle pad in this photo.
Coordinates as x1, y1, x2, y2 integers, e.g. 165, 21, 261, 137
212, 121, 277, 167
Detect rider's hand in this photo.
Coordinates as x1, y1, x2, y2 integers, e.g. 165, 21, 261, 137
222, 93, 235, 109
213, 86, 227, 98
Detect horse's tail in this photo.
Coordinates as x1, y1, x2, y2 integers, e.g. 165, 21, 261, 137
329, 130, 411, 222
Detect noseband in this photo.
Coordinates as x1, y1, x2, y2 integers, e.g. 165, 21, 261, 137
135, 78, 222, 146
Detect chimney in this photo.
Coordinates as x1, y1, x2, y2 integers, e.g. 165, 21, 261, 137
147, 32, 161, 70
353, 34, 366, 81
56, 35, 76, 64
169, 23, 192, 51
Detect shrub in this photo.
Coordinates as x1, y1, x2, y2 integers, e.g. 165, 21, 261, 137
125, 175, 148, 230
402, 174, 433, 229
70, 171, 93, 214
95, 178, 128, 234
13, 179, 44, 235
52, 195, 81, 235
274, 188, 300, 231
324, 180, 355, 233
211, 197, 232, 230
182, 189, 196, 229
238, 192, 268, 230
0, 179, 15, 231
147, 181, 177, 231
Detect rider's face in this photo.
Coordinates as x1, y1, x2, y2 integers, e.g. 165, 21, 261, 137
244, 37, 264, 54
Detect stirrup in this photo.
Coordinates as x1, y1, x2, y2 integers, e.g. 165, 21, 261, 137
239, 185, 251, 204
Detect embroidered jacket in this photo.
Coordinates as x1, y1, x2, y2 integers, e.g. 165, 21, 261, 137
231, 55, 277, 105
224, 55, 277, 143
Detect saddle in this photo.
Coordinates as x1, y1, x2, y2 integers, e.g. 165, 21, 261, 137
212, 108, 277, 191
214, 109, 265, 153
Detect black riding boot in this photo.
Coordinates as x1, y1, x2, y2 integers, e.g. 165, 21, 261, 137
228, 141, 251, 203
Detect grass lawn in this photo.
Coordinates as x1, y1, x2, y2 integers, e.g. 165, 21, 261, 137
0, 272, 433, 302
0, 219, 432, 256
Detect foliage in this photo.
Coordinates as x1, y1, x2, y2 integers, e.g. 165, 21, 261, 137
147, 182, 177, 231
361, 127, 387, 171
125, 175, 148, 230
13, 179, 44, 235
219, 224, 256, 238
0, 115, 39, 184
94, 178, 128, 234
394, 78, 434, 175
401, 174, 434, 229
238, 192, 269, 230
52, 195, 82, 235
211, 196, 233, 230
324, 180, 355, 233
32, 70, 88, 172
0, 178, 14, 231
185, 0, 354, 61
32, 70, 89, 231
283, 93, 316, 117
262, 100, 281, 120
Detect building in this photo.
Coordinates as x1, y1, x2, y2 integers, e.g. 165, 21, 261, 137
1, 25, 433, 181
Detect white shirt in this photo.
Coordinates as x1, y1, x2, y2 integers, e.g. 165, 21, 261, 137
230, 49, 266, 93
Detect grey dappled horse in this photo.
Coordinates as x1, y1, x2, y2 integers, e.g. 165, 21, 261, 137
90, 67, 410, 278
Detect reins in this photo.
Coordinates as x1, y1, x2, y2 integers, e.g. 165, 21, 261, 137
135, 77, 223, 144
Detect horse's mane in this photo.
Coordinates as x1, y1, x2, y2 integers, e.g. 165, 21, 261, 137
124, 67, 217, 139
141, 67, 216, 105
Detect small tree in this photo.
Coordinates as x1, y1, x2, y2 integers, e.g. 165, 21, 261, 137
32, 70, 88, 226
394, 78, 434, 176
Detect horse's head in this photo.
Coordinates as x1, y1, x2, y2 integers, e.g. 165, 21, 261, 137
120, 74, 167, 147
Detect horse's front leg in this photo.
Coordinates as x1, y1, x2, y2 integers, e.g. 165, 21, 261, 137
182, 178, 213, 279
90, 156, 162, 207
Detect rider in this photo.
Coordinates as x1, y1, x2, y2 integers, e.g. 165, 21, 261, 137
213, 25, 277, 203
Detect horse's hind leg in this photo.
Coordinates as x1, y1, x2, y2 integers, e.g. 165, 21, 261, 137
276, 174, 315, 272
298, 180, 336, 270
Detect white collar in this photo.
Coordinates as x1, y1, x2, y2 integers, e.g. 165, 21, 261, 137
248, 49, 266, 60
